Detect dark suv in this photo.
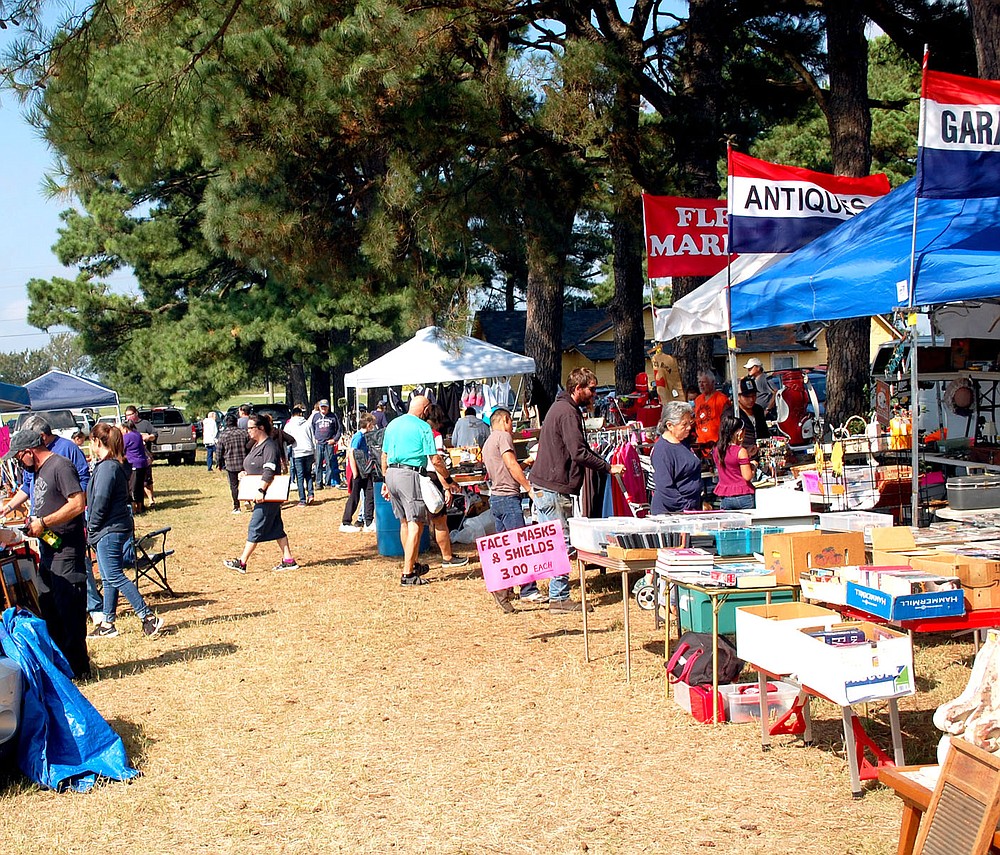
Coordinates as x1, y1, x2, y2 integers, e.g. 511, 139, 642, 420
225, 403, 292, 430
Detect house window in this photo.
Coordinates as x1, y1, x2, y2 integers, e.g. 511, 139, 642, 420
772, 355, 798, 371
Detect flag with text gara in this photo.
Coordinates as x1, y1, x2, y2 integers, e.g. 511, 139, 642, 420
728, 150, 890, 254
917, 67, 1000, 199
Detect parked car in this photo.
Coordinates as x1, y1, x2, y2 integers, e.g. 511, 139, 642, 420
224, 403, 292, 430
137, 407, 197, 466
10, 409, 86, 441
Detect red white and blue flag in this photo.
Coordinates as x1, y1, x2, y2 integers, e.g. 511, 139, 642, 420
728, 151, 890, 253
917, 66, 1000, 199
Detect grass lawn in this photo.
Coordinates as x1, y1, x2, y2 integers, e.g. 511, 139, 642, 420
0, 459, 974, 853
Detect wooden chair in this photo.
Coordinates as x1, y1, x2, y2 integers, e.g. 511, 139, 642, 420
132, 527, 176, 596
913, 739, 1000, 855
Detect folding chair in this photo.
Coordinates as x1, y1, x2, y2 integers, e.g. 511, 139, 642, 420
132, 527, 176, 596
0, 544, 41, 614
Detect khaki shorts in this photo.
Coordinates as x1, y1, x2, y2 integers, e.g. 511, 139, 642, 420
384, 467, 428, 523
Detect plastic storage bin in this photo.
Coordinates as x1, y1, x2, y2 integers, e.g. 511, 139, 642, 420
947, 475, 1000, 510
568, 517, 669, 554
651, 512, 752, 535
720, 680, 799, 724
679, 587, 797, 635
818, 511, 894, 543
0, 658, 22, 746
713, 526, 783, 557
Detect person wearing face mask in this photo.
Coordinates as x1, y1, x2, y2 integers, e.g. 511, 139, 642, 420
650, 401, 703, 514
3, 429, 90, 679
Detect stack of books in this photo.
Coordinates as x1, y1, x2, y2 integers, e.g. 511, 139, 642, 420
655, 547, 715, 581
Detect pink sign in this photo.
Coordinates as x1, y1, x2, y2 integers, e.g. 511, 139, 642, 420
476, 520, 572, 592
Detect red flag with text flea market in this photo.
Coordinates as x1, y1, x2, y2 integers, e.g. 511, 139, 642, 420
728, 150, 890, 253
641, 195, 730, 278
917, 66, 1000, 199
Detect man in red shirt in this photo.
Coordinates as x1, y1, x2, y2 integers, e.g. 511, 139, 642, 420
693, 371, 730, 448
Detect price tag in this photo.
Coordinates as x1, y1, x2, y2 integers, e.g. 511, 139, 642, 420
476, 520, 572, 592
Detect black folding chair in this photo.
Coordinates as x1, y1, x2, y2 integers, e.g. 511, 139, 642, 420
132, 527, 176, 596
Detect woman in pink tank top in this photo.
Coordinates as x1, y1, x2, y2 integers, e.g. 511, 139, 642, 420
712, 411, 755, 510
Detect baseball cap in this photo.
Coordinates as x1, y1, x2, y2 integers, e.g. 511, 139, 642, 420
744, 357, 764, 370
318, 399, 330, 407
738, 377, 757, 396
3, 429, 44, 461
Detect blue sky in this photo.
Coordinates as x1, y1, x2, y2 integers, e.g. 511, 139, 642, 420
0, 95, 71, 353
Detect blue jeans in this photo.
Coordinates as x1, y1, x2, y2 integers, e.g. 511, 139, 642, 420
205, 444, 215, 471
721, 494, 755, 510
97, 530, 152, 623
532, 488, 574, 601
490, 494, 538, 597
290, 455, 315, 502
315, 442, 341, 487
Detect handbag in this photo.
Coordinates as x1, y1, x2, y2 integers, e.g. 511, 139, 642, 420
666, 631, 743, 687
419, 474, 446, 514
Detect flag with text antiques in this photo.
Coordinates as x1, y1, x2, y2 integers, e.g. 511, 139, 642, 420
917, 66, 1000, 199
728, 150, 890, 254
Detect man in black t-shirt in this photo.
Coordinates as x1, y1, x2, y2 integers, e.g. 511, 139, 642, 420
736, 377, 771, 458
4, 429, 90, 679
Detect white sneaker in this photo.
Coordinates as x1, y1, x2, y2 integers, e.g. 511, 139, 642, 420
339, 524, 361, 533
363, 523, 376, 533
90, 611, 105, 625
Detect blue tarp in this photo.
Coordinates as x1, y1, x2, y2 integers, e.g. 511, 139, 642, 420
731, 179, 1000, 331
23, 370, 119, 411
0, 608, 139, 792
0, 382, 30, 410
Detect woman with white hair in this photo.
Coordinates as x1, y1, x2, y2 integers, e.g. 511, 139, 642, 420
650, 401, 703, 514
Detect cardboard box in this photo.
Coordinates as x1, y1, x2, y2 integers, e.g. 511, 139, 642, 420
869, 527, 944, 566
735, 602, 841, 675
845, 582, 966, 621
907, 553, 1000, 611
793, 621, 914, 706
761, 531, 865, 586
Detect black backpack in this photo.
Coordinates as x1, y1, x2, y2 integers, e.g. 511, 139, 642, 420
666, 631, 744, 687
365, 427, 386, 481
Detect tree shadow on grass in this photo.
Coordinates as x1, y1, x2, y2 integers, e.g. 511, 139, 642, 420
167, 609, 275, 631
95, 642, 239, 680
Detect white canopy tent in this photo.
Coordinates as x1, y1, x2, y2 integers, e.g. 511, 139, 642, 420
653, 253, 783, 341
344, 326, 536, 389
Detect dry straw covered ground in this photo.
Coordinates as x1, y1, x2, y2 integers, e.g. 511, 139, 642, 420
0, 463, 980, 854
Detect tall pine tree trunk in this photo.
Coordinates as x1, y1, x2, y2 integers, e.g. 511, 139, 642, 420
607, 77, 646, 395
970, 0, 1000, 79
672, 0, 725, 390
287, 361, 308, 407
525, 233, 566, 395
823, 0, 872, 430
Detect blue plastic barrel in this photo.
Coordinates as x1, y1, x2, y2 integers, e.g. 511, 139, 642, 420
374, 487, 431, 557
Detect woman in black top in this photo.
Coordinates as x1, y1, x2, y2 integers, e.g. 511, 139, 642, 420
223, 413, 300, 574
88, 423, 163, 638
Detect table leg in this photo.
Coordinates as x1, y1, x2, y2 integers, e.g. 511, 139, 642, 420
758, 670, 770, 749
896, 804, 921, 855
711, 593, 721, 724
842, 707, 863, 798
664, 582, 672, 700
889, 698, 906, 766
579, 557, 589, 663
622, 569, 631, 683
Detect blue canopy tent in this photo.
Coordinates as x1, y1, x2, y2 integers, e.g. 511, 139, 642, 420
731, 179, 1000, 331
23, 371, 119, 412
0, 382, 30, 411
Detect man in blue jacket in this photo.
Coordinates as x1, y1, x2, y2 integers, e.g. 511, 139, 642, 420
310, 400, 344, 489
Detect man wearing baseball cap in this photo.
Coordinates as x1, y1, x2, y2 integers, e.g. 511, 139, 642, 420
3, 429, 90, 679
310, 399, 344, 489
736, 377, 771, 456
744, 357, 775, 415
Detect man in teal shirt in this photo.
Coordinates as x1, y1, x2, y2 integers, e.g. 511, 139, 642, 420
381, 395, 469, 585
